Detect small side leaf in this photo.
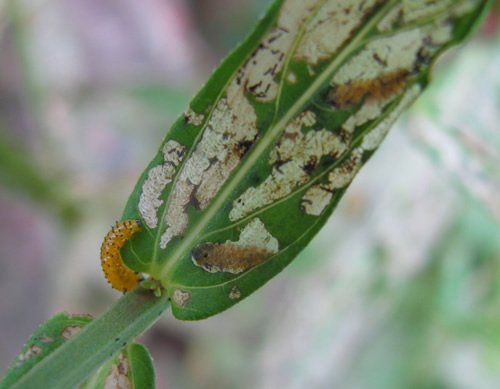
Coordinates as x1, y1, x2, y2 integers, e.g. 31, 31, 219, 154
80, 343, 155, 389
3, 287, 169, 388
0, 313, 93, 389
118, 0, 490, 320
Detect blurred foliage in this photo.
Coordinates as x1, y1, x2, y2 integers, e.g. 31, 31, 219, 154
347, 204, 500, 389
0, 127, 80, 223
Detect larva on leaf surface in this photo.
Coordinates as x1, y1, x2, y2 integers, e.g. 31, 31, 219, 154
100, 219, 143, 293
192, 242, 272, 274
328, 69, 411, 108
104, 0, 488, 320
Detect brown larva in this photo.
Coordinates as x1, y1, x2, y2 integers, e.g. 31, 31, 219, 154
100, 219, 143, 293
328, 69, 411, 108
192, 242, 272, 274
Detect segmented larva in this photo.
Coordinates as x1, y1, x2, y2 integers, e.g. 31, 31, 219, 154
100, 219, 143, 293
328, 69, 411, 108
192, 242, 272, 274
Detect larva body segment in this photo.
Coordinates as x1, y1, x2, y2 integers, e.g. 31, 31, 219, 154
100, 219, 143, 293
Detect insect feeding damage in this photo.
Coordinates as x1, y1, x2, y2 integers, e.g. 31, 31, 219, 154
361, 84, 421, 151
100, 219, 143, 293
301, 85, 422, 217
229, 110, 348, 221
229, 0, 463, 221
301, 147, 364, 216
127, 0, 480, 317
297, 2, 465, 217
38, 334, 55, 343
331, 8, 458, 133
160, 96, 258, 248
234, 0, 317, 101
142, 0, 457, 250
156, 0, 322, 250
192, 218, 279, 274
61, 325, 85, 340
139, 140, 186, 229
299, 15, 447, 217
381, 0, 475, 28
172, 289, 191, 307
229, 286, 241, 300
17, 345, 42, 365
329, 29, 427, 136
293, 0, 381, 65
105, 353, 132, 389
185, 107, 205, 126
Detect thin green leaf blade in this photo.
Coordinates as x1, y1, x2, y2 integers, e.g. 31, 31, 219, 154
126, 344, 155, 389
0, 313, 93, 389
119, 0, 490, 320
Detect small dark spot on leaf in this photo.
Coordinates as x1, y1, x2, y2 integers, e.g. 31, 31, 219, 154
248, 80, 263, 94
319, 184, 334, 194
189, 190, 202, 210
303, 156, 318, 174
236, 139, 255, 158
373, 53, 387, 66
274, 160, 287, 174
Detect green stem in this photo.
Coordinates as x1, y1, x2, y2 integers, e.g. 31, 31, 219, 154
11, 288, 171, 389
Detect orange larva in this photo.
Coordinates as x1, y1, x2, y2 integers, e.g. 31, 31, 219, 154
191, 242, 272, 274
328, 69, 410, 108
100, 219, 143, 293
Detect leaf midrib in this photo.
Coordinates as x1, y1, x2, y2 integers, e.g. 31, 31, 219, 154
150, 0, 291, 271
158, 0, 398, 282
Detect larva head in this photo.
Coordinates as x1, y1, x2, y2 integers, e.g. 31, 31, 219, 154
191, 243, 218, 272
121, 219, 141, 232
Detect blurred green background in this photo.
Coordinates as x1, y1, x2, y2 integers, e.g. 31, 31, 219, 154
0, 1, 499, 388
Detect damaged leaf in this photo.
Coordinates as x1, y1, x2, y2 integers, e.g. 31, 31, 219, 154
117, 0, 490, 320
0, 313, 92, 388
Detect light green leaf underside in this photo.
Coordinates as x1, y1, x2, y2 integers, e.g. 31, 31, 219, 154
120, 0, 489, 320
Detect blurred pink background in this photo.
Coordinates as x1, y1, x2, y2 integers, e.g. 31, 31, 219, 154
0, 1, 499, 388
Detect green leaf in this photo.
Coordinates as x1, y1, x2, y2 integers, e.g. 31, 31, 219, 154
3, 287, 170, 389
118, 0, 490, 320
80, 343, 155, 389
0, 313, 93, 389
